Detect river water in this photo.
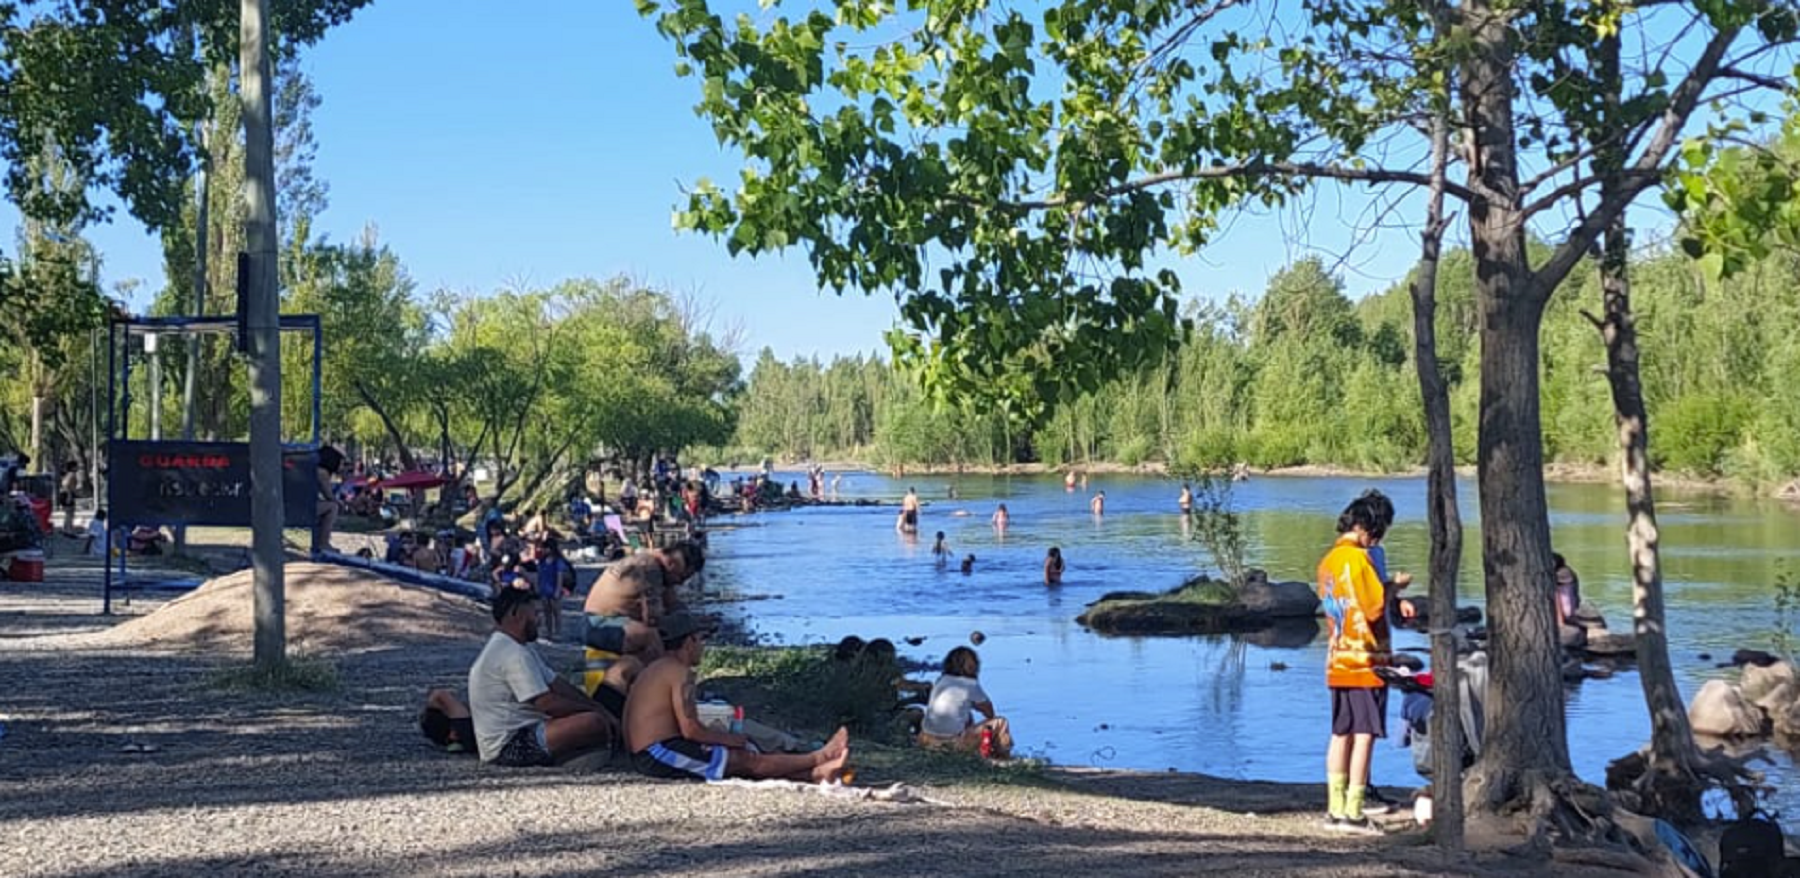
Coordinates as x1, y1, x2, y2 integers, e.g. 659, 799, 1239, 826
702, 471, 1800, 819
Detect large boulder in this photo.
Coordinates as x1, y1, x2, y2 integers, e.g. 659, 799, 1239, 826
1688, 679, 1768, 738
1770, 697, 1800, 739
1740, 660, 1797, 710
1237, 574, 1320, 619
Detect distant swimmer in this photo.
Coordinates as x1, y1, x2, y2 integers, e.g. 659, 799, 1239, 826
932, 531, 950, 568
991, 503, 1010, 531
897, 487, 921, 534
1179, 483, 1192, 513
1064, 471, 1076, 491
1044, 547, 1065, 586
1090, 491, 1105, 516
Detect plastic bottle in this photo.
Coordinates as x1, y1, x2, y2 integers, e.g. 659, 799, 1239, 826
979, 727, 994, 759
729, 705, 744, 735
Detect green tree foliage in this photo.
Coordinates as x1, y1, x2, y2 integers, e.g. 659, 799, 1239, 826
725, 245, 1800, 488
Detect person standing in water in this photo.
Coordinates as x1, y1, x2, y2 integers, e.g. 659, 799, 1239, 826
897, 487, 921, 533
1063, 471, 1076, 491
991, 503, 1010, 531
1090, 491, 1105, 516
1178, 483, 1193, 513
931, 531, 951, 569
1044, 547, 1065, 585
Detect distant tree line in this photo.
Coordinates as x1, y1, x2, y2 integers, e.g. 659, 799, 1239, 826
723, 249, 1800, 486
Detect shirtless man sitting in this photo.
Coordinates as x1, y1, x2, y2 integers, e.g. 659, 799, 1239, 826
581, 541, 705, 681
624, 612, 849, 782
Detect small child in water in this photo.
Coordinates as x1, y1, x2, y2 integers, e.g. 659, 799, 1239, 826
960, 554, 975, 575
1044, 547, 1065, 585
932, 531, 950, 568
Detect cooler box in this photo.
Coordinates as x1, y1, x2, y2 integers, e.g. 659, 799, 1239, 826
7, 550, 45, 582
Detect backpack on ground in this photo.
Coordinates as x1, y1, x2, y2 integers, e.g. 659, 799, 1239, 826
1719, 811, 1785, 878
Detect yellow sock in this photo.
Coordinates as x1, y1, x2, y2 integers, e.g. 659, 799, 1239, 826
1344, 784, 1367, 821
1327, 773, 1348, 818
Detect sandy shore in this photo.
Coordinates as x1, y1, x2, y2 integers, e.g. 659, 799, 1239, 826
0, 549, 1656, 877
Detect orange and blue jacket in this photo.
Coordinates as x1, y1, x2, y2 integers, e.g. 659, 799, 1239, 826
1316, 535, 1390, 688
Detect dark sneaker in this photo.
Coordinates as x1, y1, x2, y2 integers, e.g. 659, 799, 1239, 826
1363, 787, 1398, 816
1329, 816, 1383, 836
1322, 815, 1345, 830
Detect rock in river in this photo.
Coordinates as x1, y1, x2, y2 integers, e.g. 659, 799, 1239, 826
1688, 679, 1768, 738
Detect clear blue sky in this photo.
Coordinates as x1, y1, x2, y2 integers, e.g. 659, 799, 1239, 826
11, 2, 1442, 361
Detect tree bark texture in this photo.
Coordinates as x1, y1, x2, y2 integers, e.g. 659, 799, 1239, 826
1591, 28, 1712, 826
1456, 0, 1573, 811
242, 0, 285, 671
1410, 110, 1466, 852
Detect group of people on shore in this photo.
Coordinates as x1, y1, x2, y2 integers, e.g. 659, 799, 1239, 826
422, 539, 853, 782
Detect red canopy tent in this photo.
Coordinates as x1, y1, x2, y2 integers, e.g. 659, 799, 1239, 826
375, 471, 450, 491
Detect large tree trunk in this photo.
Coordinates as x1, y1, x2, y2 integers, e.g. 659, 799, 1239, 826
1456, 0, 1573, 815
1409, 109, 1466, 852
1594, 192, 1715, 824
1588, 29, 1730, 827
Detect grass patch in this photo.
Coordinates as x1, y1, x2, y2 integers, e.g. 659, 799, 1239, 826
209, 656, 341, 693
697, 644, 1052, 789
1078, 575, 1262, 635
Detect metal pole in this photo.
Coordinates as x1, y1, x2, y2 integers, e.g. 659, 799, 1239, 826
147, 331, 162, 440
176, 92, 208, 555
90, 328, 100, 509
243, 0, 285, 670
103, 322, 116, 615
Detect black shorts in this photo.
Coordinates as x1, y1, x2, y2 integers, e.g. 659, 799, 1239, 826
1330, 686, 1389, 738
632, 737, 729, 781
902, 509, 917, 526
489, 724, 553, 768
593, 684, 626, 720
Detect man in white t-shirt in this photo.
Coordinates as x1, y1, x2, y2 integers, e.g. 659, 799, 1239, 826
468, 588, 617, 767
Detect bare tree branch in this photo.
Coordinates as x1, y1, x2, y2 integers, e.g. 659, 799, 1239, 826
1532, 23, 1742, 296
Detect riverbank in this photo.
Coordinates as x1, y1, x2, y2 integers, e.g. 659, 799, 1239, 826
740, 458, 1794, 499
0, 552, 1670, 877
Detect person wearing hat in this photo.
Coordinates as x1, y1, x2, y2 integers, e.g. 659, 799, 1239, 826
623, 611, 850, 783
467, 588, 617, 767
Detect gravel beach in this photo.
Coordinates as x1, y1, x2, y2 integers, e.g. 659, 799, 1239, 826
0, 547, 1653, 878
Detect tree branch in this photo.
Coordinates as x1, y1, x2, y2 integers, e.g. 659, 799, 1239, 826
965, 161, 1476, 213
1521, 168, 1660, 220
1531, 23, 1742, 297
1715, 66, 1791, 93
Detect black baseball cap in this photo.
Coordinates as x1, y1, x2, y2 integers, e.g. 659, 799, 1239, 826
658, 612, 715, 642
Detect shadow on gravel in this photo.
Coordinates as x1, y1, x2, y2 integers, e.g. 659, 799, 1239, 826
32, 812, 1500, 878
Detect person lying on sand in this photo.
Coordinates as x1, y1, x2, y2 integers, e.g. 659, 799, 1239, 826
624, 612, 850, 783
468, 589, 618, 768
419, 689, 477, 755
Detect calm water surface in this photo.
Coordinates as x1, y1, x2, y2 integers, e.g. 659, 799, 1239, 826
703, 471, 1800, 818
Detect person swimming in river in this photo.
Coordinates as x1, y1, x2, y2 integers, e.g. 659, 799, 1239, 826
1178, 483, 1193, 513
1064, 471, 1077, 491
1090, 491, 1106, 516
960, 554, 975, 575
932, 532, 950, 568
896, 487, 921, 534
991, 503, 1009, 531
1044, 547, 1065, 586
